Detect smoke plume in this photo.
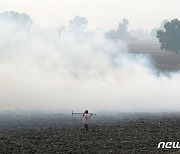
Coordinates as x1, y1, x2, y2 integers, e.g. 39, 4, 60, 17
0, 12, 180, 113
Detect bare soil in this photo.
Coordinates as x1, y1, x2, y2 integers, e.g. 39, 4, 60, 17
1, 112, 180, 154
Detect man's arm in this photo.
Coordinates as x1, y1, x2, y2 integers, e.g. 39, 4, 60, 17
88, 114, 92, 118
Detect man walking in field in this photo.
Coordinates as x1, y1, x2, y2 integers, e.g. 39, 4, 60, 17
81, 110, 92, 131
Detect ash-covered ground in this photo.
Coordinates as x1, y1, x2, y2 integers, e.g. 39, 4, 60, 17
0, 112, 180, 154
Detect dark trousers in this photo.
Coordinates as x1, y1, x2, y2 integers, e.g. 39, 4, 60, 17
85, 124, 88, 131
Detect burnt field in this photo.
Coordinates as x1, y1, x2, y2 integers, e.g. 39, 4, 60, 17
1, 112, 180, 153
128, 41, 180, 72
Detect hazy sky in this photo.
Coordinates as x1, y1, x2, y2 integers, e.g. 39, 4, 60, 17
0, 0, 179, 30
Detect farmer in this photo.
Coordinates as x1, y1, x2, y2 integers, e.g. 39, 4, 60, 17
81, 110, 92, 131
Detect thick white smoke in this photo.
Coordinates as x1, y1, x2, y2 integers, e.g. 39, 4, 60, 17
0, 13, 180, 113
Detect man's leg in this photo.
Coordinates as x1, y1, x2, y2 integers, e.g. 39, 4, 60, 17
85, 124, 88, 131
81, 124, 85, 131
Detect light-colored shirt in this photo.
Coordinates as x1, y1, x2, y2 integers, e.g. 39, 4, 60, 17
83, 113, 91, 124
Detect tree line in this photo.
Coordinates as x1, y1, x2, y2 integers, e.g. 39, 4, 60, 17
1, 11, 180, 53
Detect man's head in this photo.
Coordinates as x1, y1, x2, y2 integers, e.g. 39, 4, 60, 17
85, 110, 88, 114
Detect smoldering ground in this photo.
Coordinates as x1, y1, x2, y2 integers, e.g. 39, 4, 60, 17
0, 13, 180, 113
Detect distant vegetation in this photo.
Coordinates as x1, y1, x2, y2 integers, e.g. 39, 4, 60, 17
157, 19, 180, 53
0, 11, 33, 30
106, 18, 130, 41
1, 11, 180, 54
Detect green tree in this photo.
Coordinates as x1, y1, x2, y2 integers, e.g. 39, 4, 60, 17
117, 18, 129, 39
159, 19, 169, 30
157, 19, 180, 53
106, 18, 130, 41
69, 16, 88, 28
68, 16, 88, 36
0, 11, 33, 29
